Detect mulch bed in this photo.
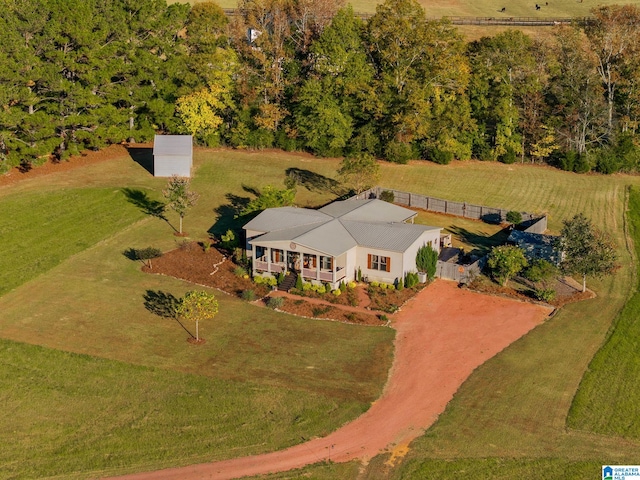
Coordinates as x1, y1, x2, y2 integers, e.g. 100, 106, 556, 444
466, 274, 594, 308
143, 242, 395, 326
269, 297, 386, 326
142, 241, 270, 298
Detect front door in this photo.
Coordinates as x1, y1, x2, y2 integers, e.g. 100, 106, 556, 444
287, 251, 300, 272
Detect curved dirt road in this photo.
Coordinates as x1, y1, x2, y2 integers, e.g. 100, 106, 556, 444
109, 280, 551, 480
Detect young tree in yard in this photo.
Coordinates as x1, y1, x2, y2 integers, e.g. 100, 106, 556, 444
163, 175, 199, 235
338, 152, 380, 194
524, 259, 559, 302
487, 245, 528, 286
240, 185, 296, 216
557, 213, 618, 292
176, 291, 219, 342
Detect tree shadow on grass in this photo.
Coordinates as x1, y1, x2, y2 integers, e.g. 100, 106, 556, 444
286, 168, 340, 194
121, 188, 178, 233
143, 290, 194, 339
447, 226, 510, 256
121, 188, 166, 218
208, 192, 252, 237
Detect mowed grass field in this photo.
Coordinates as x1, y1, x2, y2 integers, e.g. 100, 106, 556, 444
173, 0, 640, 19
2, 148, 640, 478
0, 149, 394, 478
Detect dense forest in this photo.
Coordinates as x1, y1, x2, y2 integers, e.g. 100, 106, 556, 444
1, 0, 639, 174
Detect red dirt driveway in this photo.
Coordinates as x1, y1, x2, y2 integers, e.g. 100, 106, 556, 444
107, 280, 552, 480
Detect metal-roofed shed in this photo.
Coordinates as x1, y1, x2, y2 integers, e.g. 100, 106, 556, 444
153, 135, 193, 177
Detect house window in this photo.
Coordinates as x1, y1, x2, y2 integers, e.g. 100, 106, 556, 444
255, 245, 266, 260
303, 254, 317, 269
271, 249, 284, 263
320, 256, 332, 270
368, 254, 390, 272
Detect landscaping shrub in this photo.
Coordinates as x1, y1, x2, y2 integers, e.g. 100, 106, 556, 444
339, 281, 347, 292
241, 289, 256, 301
506, 211, 523, 225
348, 281, 357, 289
535, 288, 556, 303
312, 306, 331, 317
295, 275, 303, 290
487, 245, 528, 286
379, 190, 395, 203
332, 289, 341, 296
234, 266, 248, 277
266, 296, 285, 309
347, 289, 358, 307
277, 272, 285, 285
220, 229, 238, 251
416, 245, 438, 281
405, 272, 419, 288
126, 247, 162, 268
429, 148, 454, 165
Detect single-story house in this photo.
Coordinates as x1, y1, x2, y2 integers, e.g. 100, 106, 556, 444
243, 199, 441, 289
153, 134, 193, 177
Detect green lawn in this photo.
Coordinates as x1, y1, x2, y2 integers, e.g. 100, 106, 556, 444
0, 339, 367, 479
0, 188, 145, 296
413, 210, 508, 256
0, 149, 393, 478
2, 148, 640, 478
567, 187, 640, 438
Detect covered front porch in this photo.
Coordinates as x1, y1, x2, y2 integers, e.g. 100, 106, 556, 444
252, 244, 347, 284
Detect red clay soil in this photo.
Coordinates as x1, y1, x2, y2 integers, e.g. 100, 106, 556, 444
0, 144, 133, 187
107, 280, 552, 480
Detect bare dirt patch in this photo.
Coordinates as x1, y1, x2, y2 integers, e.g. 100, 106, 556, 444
0, 144, 131, 187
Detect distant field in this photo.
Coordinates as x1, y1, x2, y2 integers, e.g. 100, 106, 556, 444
170, 0, 640, 18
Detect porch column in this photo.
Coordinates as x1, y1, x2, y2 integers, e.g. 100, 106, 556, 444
332, 256, 336, 283
315, 255, 320, 281
266, 247, 271, 273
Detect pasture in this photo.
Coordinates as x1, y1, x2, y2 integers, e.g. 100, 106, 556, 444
173, 0, 640, 19
1, 147, 640, 478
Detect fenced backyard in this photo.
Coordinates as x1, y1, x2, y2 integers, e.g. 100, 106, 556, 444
355, 187, 548, 283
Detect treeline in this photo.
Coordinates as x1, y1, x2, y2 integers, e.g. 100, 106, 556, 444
1, 0, 639, 174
